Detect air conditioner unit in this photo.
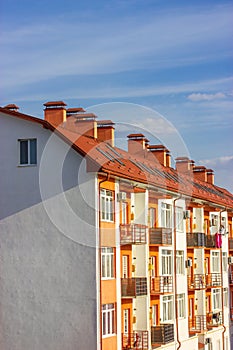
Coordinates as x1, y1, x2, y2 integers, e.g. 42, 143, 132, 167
117, 192, 127, 201
205, 338, 211, 345
183, 210, 190, 219
185, 259, 192, 268
228, 256, 233, 264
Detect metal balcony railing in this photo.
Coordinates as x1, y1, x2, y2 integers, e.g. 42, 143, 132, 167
205, 235, 217, 248
206, 273, 222, 287
229, 238, 233, 250
122, 331, 148, 350
120, 224, 147, 245
187, 232, 205, 247
189, 315, 207, 332
206, 311, 223, 327
121, 278, 147, 297
187, 274, 206, 290
149, 228, 172, 245
151, 324, 174, 345
150, 276, 173, 294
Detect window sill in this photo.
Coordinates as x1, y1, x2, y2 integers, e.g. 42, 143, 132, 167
102, 333, 116, 339
18, 164, 37, 167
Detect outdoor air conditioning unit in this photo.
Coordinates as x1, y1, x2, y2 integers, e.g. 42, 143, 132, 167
185, 259, 192, 268
183, 210, 190, 219
205, 338, 211, 345
228, 256, 233, 264
117, 192, 127, 202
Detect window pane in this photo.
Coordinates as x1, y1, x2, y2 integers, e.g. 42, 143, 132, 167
30, 139, 37, 164
20, 140, 28, 164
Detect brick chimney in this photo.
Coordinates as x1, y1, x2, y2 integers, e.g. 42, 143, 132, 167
147, 145, 167, 166
44, 101, 67, 126
74, 114, 97, 139
97, 120, 115, 147
4, 104, 19, 112
127, 134, 147, 155
175, 157, 194, 174
206, 169, 214, 185
193, 166, 207, 182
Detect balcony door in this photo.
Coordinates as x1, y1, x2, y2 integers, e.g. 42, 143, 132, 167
122, 255, 129, 278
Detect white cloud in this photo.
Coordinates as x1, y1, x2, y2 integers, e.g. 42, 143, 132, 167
187, 92, 226, 101
200, 155, 233, 167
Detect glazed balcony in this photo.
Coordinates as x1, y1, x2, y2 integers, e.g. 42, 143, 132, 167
206, 311, 223, 327
187, 232, 205, 247
150, 276, 173, 294
120, 224, 147, 245
229, 238, 233, 250
187, 274, 206, 290
149, 228, 172, 245
151, 324, 174, 346
122, 331, 148, 350
206, 273, 221, 287
121, 278, 147, 298
189, 315, 207, 333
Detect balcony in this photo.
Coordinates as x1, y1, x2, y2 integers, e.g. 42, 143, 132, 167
122, 331, 148, 350
206, 273, 221, 287
187, 232, 205, 247
149, 228, 172, 245
206, 311, 223, 327
229, 238, 233, 250
151, 324, 174, 345
121, 278, 147, 298
150, 276, 173, 294
188, 274, 206, 290
120, 224, 147, 245
205, 235, 217, 248
189, 315, 207, 333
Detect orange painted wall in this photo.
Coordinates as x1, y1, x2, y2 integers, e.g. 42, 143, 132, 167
102, 335, 117, 350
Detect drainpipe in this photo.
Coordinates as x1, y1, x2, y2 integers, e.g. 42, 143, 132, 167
98, 171, 110, 350
173, 194, 182, 350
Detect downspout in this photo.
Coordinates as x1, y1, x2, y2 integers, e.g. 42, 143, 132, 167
173, 194, 182, 350
98, 171, 110, 350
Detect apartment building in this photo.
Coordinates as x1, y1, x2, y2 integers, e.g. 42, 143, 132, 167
0, 101, 233, 350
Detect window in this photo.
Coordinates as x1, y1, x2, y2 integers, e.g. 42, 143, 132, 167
102, 303, 115, 336
121, 202, 128, 224
177, 293, 186, 318
211, 251, 220, 273
19, 139, 37, 165
222, 252, 227, 272
212, 288, 221, 310
101, 247, 114, 279
162, 295, 173, 322
149, 207, 156, 228
151, 304, 157, 326
123, 309, 129, 335
100, 189, 114, 222
122, 255, 129, 278
176, 207, 184, 231
223, 288, 228, 307
161, 203, 172, 228
161, 249, 172, 276
176, 250, 185, 275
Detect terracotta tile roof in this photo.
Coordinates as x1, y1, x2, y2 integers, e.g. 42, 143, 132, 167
1, 105, 233, 209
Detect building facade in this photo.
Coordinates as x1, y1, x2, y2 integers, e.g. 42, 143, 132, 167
0, 101, 233, 350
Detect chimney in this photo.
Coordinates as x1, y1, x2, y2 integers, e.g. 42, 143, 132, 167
175, 157, 194, 174
44, 101, 67, 126
127, 134, 147, 155
193, 166, 207, 182
147, 145, 167, 166
74, 113, 97, 139
206, 169, 214, 185
166, 150, 171, 167
4, 104, 19, 112
97, 120, 115, 147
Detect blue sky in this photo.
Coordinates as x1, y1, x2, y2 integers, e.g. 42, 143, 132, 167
1, 0, 233, 191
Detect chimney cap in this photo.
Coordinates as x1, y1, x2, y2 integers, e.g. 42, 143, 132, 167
75, 113, 97, 121
175, 156, 190, 162
127, 133, 146, 139
206, 168, 214, 173
66, 107, 86, 114
4, 104, 19, 111
44, 101, 67, 108
193, 165, 206, 172
148, 144, 167, 151
97, 120, 115, 127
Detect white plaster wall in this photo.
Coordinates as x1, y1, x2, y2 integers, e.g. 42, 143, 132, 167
0, 113, 97, 350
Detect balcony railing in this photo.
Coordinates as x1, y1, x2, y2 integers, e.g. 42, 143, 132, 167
150, 276, 173, 294
120, 224, 147, 245
187, 232, 205, 247
151, 324, 174, 345
121, 278, 147, 298
206, 311, 223, 327
187, 274, 206, 290
205, 235, 216, 248
122, 331, 148, 350
206, 273, 221, 287
229, 238, 233, 250
149, 228, 172, 245
189, 315, 207, 333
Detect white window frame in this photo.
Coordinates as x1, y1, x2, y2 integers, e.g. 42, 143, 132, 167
161, 249, 172, 276
123, 309, 129, 335
177, 293, 186, 318
211, 251, 220, 273
176, 207, 184, 232
100, 189, 114, 222
222, 252, 227, 272
161, 295, 173, 322
176, 250, 185, 275
101, 247, 114, 279
151, 304, 157, 326
149, 207, 156, 228
223, 288, 228, 307
161, 203, 172, 228
19, 138, 37, 165
121, 201, 128, 224
212, 288, 221, 311
102, 303, 115, 336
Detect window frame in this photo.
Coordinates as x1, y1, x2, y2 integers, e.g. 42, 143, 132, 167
102, 303, 115, 337
175, 206, 184, 232
161, 249, 173, 276
18, 138, 37, 166
100, 189, 114, 222
177, 293, 186, 318
212, 288, 222, 311
161, 295, 174, 323
101, 247, 114, 279
176, 250, 185, 275
161, 203, 172, 228
211, 251, 220, 273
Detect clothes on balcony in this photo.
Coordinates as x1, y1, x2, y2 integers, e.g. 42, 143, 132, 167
215, 233, 222, 248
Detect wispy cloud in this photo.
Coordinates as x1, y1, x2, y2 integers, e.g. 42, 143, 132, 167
200, 155, 233, 167
187, 92, 226, 101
